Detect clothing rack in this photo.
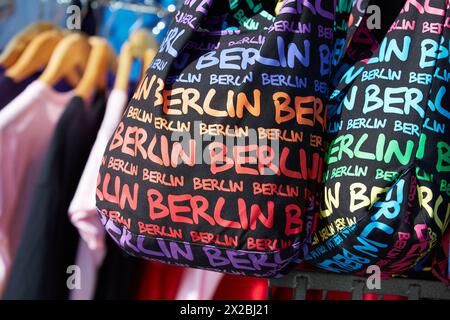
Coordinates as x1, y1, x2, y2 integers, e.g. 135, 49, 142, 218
80, 0, 175, 16
103, 0, 175, 16
42, 0, 175, 20
268, 271, 450, 300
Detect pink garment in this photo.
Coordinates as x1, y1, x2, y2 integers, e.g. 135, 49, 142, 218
68, 89, 128, 300
0, 81, 73, 295
176, 269, 224, 300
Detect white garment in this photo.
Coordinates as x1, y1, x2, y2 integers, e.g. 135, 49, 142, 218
68, 89, 128, 300
0, 81, 73, 296
176, 269, 224, 300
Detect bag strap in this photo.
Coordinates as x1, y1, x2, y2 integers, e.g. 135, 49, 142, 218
154, 0, 338, 79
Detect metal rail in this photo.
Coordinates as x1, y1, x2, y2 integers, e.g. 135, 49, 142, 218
268, 271, 450, 300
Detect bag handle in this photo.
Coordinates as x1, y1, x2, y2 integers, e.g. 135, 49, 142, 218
154, 1, 338, 80
172, 0, 337, 31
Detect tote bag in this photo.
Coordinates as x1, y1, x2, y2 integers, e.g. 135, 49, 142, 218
96, 0, 336, 278
308, 0, 450, 280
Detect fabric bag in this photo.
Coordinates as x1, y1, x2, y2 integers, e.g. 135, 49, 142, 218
307, 0, 450, 280
96, 0, 336, 278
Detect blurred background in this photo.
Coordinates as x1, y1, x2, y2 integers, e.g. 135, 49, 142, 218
0, 0, 181, 81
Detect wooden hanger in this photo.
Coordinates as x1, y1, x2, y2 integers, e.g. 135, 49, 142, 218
130, 29, 158, 59
114, 29, 158, 92
39, 33, 92, 88
75, 37, 117, 101
5, 30, 65, 83
114, 42, 133, 92
0, 22, 56, 69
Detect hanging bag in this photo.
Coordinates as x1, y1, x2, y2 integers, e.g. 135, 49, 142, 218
308, 0, 450, 280
95, 0, 336, 277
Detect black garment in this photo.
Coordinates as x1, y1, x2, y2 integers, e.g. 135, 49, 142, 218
3, 94, 106, 300
0, 74, 37, 110
94, 236, 142, 300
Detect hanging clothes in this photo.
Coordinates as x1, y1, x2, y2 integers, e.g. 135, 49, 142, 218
176, 269, 223, 300
0, 73, 37, 110
213, 275, 268, 300
137, 262, 185, 300
0, 80, 74, 296
93, 236, 142, 300
68, 89, 129, 300
2, 92, 106, 300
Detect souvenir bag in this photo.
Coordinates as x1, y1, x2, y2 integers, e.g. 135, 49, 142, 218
96, 0, 336, 278
331, 0, 408, 89
307, 0, 450, 280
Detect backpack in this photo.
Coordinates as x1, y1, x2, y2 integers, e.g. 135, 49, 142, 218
307, 0, 450, 280
96, 0, 337, 278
